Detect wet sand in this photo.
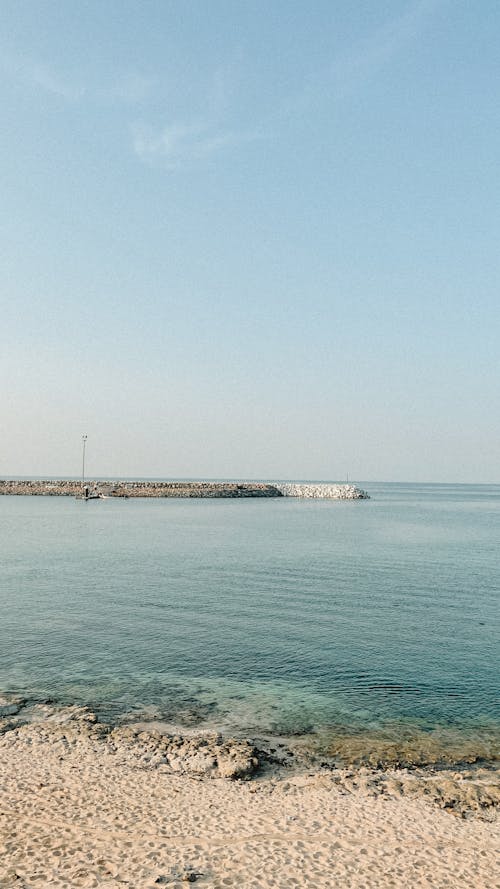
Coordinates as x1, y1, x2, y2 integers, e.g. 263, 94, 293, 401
0, 707, 498, 888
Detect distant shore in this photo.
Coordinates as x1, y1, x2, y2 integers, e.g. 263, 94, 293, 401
0, 480, 369, 499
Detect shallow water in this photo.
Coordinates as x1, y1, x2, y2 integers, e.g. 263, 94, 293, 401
0, 483, 498, 759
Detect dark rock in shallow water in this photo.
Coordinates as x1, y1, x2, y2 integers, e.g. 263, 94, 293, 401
0, 696, 25, 718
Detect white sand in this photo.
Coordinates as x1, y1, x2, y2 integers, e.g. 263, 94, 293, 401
0, 715, 498, 889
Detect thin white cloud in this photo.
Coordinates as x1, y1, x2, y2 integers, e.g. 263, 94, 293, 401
132, 120, 263, 168
330, 0, 439, 85
279, 0, 442, 117
132, 122, 202, 167
131, 0, 439, 169
103, 73, 155, 104
1, 47, 154, 105
30, 62, 85, 100
0, 49, 84, 100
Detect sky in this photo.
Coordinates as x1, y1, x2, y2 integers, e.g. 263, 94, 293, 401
1, 0, 499, 482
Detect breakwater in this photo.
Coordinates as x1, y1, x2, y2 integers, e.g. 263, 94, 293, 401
0, 480, 281, 498
0, 480, 369, 499
278, 483, 370, 499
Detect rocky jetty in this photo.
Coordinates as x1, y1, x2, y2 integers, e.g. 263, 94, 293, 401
0, 480, 369, 499
0, 480, 283, 498
277, 483, 370, 499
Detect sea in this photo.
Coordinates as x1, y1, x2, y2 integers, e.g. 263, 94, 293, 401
1, 482, 498, 764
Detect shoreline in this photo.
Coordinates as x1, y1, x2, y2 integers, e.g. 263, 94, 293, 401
0, 704, 498, 888
2, 695, 498, 773
2, 697, 498, 791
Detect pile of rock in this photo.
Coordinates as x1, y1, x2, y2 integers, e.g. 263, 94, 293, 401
0, 703, 259, 780
0, 479, 79, 496
0, 480, 283, 498
0, 480, 370, 499
276, 483, 369, 499
105, 481, 282, 498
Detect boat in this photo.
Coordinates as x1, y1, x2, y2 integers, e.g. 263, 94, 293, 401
75, 489, 105, 501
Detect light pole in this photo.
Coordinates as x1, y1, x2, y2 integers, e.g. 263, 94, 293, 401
82, 434, 88, 488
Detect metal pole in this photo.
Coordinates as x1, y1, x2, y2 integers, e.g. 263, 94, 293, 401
82, 434, 87, 487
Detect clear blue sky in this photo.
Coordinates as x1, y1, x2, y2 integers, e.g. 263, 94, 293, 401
1, 0, 499, 482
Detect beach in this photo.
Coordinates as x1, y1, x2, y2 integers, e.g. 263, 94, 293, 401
1, 486, 498, 887
0, 707, 498, 889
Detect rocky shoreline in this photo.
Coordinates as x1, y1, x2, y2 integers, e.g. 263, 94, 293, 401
0, 479, 370, 499
0, 699, 497, 819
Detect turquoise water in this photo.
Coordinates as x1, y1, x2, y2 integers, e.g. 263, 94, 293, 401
0, 484, 498, 755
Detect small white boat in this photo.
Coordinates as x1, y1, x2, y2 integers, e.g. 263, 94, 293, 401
76, 490, 105, 501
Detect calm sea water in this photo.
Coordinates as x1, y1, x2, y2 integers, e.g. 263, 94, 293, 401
1, 483, 498, 755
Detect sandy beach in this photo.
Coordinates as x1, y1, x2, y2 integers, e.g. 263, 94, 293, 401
0, 707, 498, 889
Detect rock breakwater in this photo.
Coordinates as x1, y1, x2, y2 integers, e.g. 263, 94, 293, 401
277, 483, 370, 499
0, 480, 369, 498
0, 480, 283, 498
